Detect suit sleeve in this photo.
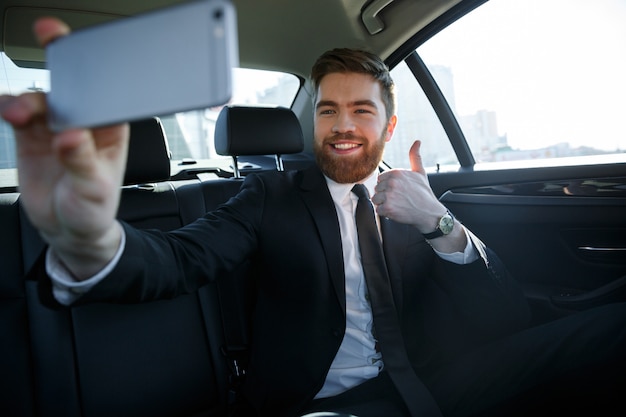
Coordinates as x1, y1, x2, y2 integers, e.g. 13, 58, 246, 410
433, 230, 531, 343
51, 174, 266, 305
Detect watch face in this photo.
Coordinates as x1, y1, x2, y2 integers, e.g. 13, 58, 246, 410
439, 213, 454, 235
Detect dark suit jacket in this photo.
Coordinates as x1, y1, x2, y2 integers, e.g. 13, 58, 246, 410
71, 165, 530, 416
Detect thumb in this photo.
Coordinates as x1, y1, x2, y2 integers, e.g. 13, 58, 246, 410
409, 140, 425, 174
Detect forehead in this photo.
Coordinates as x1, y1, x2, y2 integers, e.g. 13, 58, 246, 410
316, 72, 383, 105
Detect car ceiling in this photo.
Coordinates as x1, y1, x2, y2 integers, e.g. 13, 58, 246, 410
0, 0, 462, 78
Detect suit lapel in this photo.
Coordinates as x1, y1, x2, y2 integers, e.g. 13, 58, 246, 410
381, 217, 409, 314
297, 167, 346, 313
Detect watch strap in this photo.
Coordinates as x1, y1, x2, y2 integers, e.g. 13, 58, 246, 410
422, 211, 454, 240
422, 228, 444, 240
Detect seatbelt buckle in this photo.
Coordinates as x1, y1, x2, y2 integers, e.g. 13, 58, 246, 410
221, 345, 248, 379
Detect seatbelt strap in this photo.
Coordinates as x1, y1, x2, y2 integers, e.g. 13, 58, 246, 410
175, 181, 251, 413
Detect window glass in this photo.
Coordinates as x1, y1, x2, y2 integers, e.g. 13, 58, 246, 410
389, 0, 626, 169
0, 54, 49, 174
0, 54, 299, 187
388, 63, 457, 170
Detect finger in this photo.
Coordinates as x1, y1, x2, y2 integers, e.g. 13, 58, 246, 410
375, 168, 397, 188
0, 92, 47, 127
409, 140, 425, 174
370, 191, 384, 206
33, 17, 71, 47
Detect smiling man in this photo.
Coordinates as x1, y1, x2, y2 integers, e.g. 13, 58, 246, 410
2, 21, 625, 417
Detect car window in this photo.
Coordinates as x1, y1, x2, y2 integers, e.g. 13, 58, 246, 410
0, 54, 299, 187
387, 62, 456, 170
388, 0, 626, 170
0, 53, 49, 188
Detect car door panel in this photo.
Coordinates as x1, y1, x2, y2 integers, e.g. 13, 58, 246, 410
428, 163, 626, 324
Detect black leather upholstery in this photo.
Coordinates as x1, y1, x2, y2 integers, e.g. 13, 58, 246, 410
123, 117, 171, 185
215, 105, 304, 156
0, 193, 38, 417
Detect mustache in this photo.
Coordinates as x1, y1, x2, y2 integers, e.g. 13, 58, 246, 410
324, 133, 365, 143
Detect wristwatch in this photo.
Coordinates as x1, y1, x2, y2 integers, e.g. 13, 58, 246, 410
422, 211, 455, 240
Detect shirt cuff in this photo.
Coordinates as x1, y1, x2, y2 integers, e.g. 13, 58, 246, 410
432, 227, 479, 265
47, 229, 126, 306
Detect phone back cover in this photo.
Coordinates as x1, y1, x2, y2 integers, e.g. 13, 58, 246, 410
47, 0, 238, 131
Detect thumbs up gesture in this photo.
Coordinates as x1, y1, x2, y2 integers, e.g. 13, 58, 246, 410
373, 140, 442, 226
373, 140, 467, 251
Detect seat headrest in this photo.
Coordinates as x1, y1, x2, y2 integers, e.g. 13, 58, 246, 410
123, 117, 171, 185
214, 105, 304, 156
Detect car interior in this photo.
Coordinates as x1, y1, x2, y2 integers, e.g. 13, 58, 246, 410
1, 0, 625, 416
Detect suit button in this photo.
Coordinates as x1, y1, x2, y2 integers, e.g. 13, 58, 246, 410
332, 329, 341, 338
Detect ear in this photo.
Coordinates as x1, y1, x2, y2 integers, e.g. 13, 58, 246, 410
384, 115, 397, 142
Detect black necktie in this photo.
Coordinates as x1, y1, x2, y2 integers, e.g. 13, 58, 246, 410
352, 184, 442, 417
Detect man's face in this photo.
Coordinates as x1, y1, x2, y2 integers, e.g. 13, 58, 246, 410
313, 72, 397, 184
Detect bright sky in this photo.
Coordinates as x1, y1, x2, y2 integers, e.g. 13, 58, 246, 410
419, 0, 626, 152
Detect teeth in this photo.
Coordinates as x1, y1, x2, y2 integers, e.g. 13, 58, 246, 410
333, 143, 359, 150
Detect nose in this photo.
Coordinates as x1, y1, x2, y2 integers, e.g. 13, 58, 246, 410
331, 111, 355, 133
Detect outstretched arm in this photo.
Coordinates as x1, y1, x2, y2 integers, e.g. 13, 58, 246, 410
0, 18, 128, 280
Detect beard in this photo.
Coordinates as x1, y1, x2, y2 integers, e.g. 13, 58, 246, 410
314, 130, 387, 184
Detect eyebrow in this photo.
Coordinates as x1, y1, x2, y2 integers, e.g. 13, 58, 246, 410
315, 99, 379, 110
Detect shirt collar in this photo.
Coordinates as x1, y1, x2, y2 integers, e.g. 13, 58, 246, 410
325, 171, 379, 205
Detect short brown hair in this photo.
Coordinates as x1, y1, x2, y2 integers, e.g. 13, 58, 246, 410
310, 48, 396, 120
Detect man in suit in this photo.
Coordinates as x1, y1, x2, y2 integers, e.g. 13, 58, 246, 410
2, 17, 625, 417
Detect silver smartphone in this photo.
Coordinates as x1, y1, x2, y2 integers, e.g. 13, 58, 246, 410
46, 0, 238, 132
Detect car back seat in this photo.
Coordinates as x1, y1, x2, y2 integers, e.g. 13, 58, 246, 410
2, 118, 229, 417
109, 108, 307, 415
